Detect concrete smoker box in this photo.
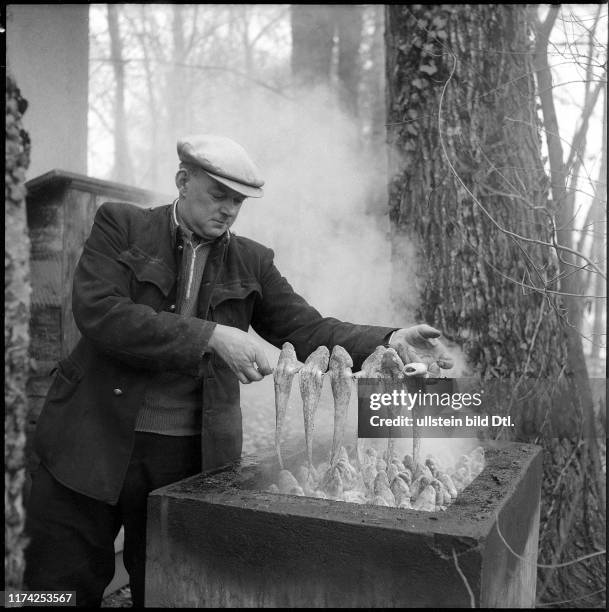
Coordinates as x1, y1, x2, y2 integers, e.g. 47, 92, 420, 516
146, 441, 541, 608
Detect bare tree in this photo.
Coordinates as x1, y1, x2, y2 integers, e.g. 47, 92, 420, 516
589, 87, 606, 361
89, 5, 293, 191
290, 5, 335, 87
365, 5, 386, 149
385, 5, 605, 606
107, 4, 134, 184
334, 5, 364, 117
533, 8, 606, 602
534, 8, 596, 442
122, 6, 163, 185
290, 4, 364, 117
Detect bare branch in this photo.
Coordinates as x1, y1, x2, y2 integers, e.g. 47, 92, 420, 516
184, 5, 200, 57
249, 8, 290, 48
439, 55, 607, 281
172, 61, 292, 99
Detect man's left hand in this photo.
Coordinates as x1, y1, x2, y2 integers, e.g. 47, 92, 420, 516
389, 324, 454, 376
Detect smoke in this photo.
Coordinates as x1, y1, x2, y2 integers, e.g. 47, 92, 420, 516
157, 84, 418, 340
441, 342, 473, 378
233, 86, 408, 328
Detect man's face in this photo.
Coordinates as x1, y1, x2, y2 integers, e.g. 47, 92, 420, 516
176, 167, 246, 239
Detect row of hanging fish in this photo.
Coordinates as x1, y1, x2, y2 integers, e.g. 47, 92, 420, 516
269, 342, 484, 510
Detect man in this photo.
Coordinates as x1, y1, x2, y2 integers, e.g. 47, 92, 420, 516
24, 135, 453, 607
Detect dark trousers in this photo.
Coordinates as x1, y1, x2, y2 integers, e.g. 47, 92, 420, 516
24, 433, 202, 608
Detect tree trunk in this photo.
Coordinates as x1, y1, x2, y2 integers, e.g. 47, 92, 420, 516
168, 4, 187, 140
107, 4, 133, 184
290, 5, 363, 117
5, 73, 32, 592
385, 5, 605, 606
136, 5, 161, 189
333, 5, 363, 117
590, 87, 606, 361
290, 5, 335, 87
240, 5, 254, 77
368, 5, 386, 151
360, 6, 388, 221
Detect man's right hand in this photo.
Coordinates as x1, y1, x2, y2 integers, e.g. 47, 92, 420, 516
389, 324, 454, 376
207, 324, 272, 384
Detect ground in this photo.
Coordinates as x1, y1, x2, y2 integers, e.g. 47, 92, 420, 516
101, 586, 132, 608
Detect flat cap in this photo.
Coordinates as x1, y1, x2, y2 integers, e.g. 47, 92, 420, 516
177, 134, 264, 198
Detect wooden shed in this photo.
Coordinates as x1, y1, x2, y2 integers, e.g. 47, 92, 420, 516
25, 169, 170, 468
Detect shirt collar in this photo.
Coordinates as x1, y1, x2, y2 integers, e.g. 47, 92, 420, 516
171, 197, 180, 230
171, 197, 231, 246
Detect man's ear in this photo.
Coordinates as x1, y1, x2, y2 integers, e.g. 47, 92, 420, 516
175, 168, 189, 194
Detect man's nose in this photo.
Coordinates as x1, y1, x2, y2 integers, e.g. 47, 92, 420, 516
221, 199, 242, 214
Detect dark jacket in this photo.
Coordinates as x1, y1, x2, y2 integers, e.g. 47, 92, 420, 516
34, 201, 395, 504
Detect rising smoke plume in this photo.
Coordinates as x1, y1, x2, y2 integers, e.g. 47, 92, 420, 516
155, 85, 419, 335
